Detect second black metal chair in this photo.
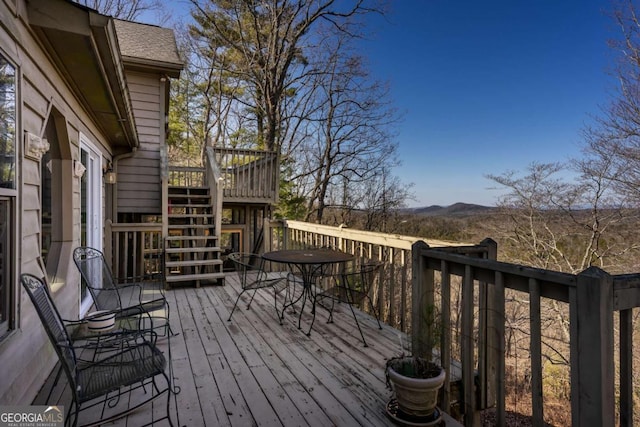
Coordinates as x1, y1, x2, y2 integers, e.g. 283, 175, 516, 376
73, 246, 171, 337
227, 252, 288, 321
317, 258, 384, 346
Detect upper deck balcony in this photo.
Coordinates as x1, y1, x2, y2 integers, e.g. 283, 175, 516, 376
164, 147, 279, 206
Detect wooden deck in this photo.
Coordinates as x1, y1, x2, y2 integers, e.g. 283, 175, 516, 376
35, 275, 459, 426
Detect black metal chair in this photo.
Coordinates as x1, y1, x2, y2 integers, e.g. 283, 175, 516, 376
316, 258, 384, 346
73, 247, 171, 337
227, 252, 288, 321
21, 273, 173, 427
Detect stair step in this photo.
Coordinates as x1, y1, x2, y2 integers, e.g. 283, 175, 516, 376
166, 246, 221, 254
168, 214, 214, 219
169, 198, 211, 204
169, 213, 212, 219
168, 199, 210, 203
166, 235, 218, 242
165, 272, 226, 283
168, 189, 210, 196
168, 224, 215, 230
171, 203, 211, 209
165, 259, 223, 268
169, 195, 210, 200
168, 185, 208, 190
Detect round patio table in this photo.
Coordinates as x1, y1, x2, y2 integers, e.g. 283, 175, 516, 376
262, 248, 354, 336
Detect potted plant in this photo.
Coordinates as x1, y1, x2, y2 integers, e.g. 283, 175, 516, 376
385, 354, 445, 420
385, 304, 445, 423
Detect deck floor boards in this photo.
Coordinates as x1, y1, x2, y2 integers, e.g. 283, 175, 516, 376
34, 275, 461, 426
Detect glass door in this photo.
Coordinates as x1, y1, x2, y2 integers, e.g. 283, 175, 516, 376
0, 198, 11, 336
80, 138, 102, 315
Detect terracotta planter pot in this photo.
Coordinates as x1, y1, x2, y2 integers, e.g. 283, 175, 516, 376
386, 357, 445, 418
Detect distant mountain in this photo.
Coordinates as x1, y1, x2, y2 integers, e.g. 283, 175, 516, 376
405, 202, 495, 217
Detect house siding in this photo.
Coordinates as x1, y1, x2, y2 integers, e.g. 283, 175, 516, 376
0, 0, 178, 406
0, 1, 114, 405
117, 72, 162, 215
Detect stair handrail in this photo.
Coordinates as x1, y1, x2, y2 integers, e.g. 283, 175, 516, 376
205, 146, 224, 246
160, 143, 169, 242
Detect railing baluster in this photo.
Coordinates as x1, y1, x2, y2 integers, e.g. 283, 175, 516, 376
620, 308, 633, 427
478, 276, 488, 411
113, 227, 121, 279
377, 248, 385, 321
441, 260, 452, 414
529, 278, 544, 427
388, 247, 396, 325
123, 232, 130, 281
495, 271, 506, 427
400, 250, 407, 332
462, 264, 476, 426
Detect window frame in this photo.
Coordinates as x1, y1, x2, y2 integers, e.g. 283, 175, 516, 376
37, 107, 74, 295
0, 50, 18, 340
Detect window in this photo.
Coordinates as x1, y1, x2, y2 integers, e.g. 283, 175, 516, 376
40, 108, 73, 286
41, 148, 51, 265
0, 55, 15, 189
0, 53, 16, 337
41, 117, 64, 266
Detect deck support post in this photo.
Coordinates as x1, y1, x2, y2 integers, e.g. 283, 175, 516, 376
571, 267, 614, 427
411, 240, 434, 359
477, 238, 498, 412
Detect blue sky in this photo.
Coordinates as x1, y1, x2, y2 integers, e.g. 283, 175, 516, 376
359, 1, 616, 206
146, 1, 617, 207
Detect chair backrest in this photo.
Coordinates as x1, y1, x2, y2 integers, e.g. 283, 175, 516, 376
20, 274, 78, 390
228, 252, 268, 289
341, 258, 383, 293
73, 246, 123, 312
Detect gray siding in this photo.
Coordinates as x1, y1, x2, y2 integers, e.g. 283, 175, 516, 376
0, 0, 113, 405
117, 72, 162, 214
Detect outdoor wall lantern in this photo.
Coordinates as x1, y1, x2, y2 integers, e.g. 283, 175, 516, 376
103, 162, 116, 184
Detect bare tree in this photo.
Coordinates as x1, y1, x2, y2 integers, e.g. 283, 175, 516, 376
486, 161, 637, 274
358, 168, 413, 232
580, 0, 640, 204
187, 0, 381, 151
74, 0, 164, 21
289, 32, 401, 223
183, 0, 410, 222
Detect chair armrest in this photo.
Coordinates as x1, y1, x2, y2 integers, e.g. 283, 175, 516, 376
116, 280, 166, 296
117, 281, 166, 307
75, 340, 162, 371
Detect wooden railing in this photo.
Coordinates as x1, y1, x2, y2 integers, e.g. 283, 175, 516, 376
271, 220, 638, 426
164, 148, 278, 205
204, 147, 223, 242
167, 166, 205, 187
412, 241, 638, 427
211, 147, 278, 203
268, 219, 476, 333
105, 204, 637, 425
105, 220, 163, 283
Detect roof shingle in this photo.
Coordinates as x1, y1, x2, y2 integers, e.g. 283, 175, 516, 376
114, 19, 182, 67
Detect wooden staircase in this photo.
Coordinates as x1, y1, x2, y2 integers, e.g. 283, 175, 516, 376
164, 185, 225, 287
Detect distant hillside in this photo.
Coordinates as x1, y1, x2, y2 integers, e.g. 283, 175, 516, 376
406, 202, 496, 217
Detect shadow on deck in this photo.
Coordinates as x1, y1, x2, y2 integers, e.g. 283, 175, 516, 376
35, 276, 460, 426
